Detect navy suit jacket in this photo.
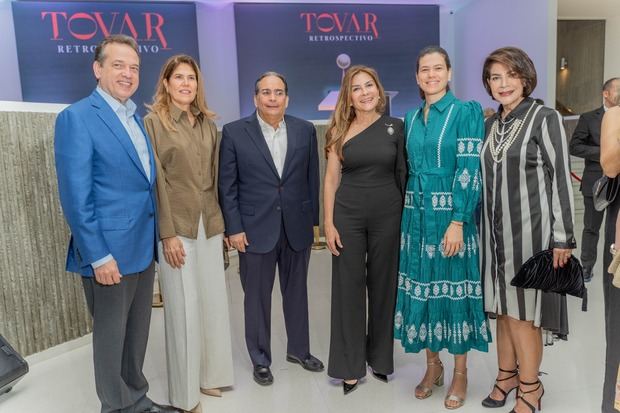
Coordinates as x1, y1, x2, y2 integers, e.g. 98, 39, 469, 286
54, 90, 158, 277
218, 112, 319, 254
569, 106, 604, 195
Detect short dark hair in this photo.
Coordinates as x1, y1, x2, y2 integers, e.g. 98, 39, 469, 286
416, 45, 451, 99
94, 34, 139, 64
482, 46, 537, 98
603, 77, 620, 92
254, 71, 288, 95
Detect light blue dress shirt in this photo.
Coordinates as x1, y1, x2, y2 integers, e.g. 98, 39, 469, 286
96, 87, 151, 179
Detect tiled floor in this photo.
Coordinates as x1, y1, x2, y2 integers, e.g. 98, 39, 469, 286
0, 159, 609, 413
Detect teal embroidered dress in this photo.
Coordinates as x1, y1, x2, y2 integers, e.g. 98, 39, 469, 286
394, 91, 490, 354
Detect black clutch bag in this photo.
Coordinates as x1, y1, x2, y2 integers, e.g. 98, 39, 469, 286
510, 249, 587, 310
593, 175, 619, 211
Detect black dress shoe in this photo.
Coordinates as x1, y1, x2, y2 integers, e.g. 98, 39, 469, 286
343, 380, 358, 395
371, 370, 388, 383
253, 365, 274, 386
141, 402, 182, 412
583, 271, 593, 283
286, 353, 325, 372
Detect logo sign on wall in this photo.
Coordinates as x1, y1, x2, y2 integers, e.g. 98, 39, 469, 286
12, 1, 199, 115
235, 3, 439, 120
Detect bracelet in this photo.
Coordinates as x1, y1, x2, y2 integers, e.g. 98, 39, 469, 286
450, 221, 463, 227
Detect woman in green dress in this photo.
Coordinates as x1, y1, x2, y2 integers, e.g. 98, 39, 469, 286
394, 46, 490, 410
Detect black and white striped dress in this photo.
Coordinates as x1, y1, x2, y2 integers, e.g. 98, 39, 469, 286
480, 98, 576, 330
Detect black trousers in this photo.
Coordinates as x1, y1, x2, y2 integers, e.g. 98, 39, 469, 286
602, 196, 620, 412
328, 184, 401, 380
82, 261, 155, 413
238, 224, 311, 368
580, 194, 605, 273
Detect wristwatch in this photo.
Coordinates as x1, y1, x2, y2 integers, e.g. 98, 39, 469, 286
611, 244, 618, 256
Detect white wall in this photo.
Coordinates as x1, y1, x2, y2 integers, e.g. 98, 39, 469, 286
0, 1, 21, 101
196, 2, 241, 125
604, 15, 620, 81
453, 0, 557, 110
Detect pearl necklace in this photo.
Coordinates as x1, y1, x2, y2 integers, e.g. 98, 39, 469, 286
488, 103, 535, 163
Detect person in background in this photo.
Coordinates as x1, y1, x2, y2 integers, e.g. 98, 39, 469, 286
570, 77, 620, 282
144, 54, 234, 413
480, 46, 575, 413
600, 104, 620, 413
394, 46, 489, 410
324, 65, 406, 395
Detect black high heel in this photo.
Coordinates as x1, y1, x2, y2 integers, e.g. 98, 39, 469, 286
509, 379, 544, 413
371, 370, 388, 383
343, 380, 358, 395
481, 366, 519, 408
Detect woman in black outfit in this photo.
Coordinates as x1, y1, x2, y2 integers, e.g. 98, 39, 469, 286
324, 65, 406, 394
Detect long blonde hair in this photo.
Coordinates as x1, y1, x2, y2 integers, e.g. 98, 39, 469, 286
325, 65, 386, 160
147, 54, 215, 131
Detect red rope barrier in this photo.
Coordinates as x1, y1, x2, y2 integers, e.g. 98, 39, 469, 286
571, 172, 582, 182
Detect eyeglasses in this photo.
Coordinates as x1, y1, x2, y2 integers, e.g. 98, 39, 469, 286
259, 89, 286, 97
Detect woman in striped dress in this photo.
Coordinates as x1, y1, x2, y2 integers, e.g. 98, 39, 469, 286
480, 47, 576, 413
394, 46, 490, 410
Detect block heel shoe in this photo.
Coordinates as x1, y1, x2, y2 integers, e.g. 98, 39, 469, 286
415, 359, 444, 399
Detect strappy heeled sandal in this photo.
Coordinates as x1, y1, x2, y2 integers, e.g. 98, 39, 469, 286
481, 366, 519, 408
415, 358, 444, 399
510, 379, 544, 413
444, 368, 467, 410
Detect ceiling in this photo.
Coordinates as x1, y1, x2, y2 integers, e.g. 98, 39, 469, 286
558, 0, 620, 18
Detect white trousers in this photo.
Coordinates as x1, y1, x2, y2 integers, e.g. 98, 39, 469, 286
158, 221, 234, 410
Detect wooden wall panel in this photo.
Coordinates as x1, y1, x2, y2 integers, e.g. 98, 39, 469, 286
0, 111, 92, 356
557, 20, 606, 114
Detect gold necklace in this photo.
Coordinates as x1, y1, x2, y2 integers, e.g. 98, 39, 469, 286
488, 103, 535, 163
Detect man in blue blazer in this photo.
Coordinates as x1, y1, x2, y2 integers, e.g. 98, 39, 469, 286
219, 72, 323, 385
54, 35, 178, 413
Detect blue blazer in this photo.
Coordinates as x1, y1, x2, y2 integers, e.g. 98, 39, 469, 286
218, 112, 319, 254
54, 90, 158, 277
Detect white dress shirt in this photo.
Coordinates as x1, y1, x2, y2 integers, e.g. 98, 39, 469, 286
257, 113, 287, 177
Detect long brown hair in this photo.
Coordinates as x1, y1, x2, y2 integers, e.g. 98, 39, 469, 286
147, 54, 215, 131
325, 65, 386, 160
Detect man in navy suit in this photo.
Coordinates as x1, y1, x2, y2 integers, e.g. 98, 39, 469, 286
54, 35, 178, 413
219, 72, 323, 385
570, 77, 620, 282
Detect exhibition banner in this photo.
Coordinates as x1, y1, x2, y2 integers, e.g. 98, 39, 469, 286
235, 3, 439, 120
12, 1, 199, 114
